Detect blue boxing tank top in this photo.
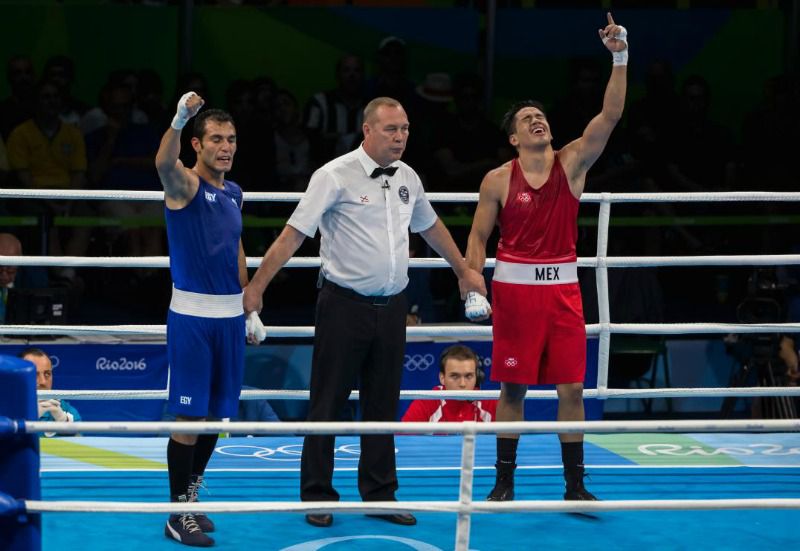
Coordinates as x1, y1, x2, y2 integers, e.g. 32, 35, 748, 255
165, 176, 243, 295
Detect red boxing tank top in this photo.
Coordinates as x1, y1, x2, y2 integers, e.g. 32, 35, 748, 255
496, 154, 579, 264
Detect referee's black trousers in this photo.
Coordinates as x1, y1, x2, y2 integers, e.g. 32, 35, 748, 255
300, 283, 407, 502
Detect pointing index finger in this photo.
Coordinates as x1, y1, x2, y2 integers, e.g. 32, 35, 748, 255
607, 12, 615, 26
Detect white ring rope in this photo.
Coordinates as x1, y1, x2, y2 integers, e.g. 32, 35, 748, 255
4, 254, 800, 268
20, 419, 800, 436
3, 188, 800, 203
35, 385, 800, 402
20, 498, 800, 515
3, 322, 799, 337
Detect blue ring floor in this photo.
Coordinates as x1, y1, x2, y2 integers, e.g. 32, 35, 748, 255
40, 433, 800, 550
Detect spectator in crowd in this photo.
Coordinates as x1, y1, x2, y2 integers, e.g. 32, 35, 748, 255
43, 55, 89, 127
0, 232, 20, 323
431, 72, 513, 193
0, 55, 36, 141
223, 79, 258, 190
80, 69, 149, 136
85, 81, 163, 262
665, 75, 737, 193
305, 54, 366, 163
137, 68, 169, 133
272, 89, 321, 191
742, 74, 800, 193
0, 233, 48, 323
20, 347, 81, 430
7, 79, 91, 283
236, 385, 281, 423
402, 345, 496, 423
549, 59, 604, 149
402, 72, 453, 183
626, 58, 678, 171
367, 36, 415, 107
0, 133, 8, 187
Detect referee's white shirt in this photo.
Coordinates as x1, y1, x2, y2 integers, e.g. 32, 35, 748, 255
287, 145, 437, 296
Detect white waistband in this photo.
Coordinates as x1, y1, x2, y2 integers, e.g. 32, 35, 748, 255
169, 286, 244, 318
493, 260, 578, 285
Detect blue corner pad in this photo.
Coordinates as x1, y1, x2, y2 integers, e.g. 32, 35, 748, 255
0, 492, 24, 516
0, 417, 20, 437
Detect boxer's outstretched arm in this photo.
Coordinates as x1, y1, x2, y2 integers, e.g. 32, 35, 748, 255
243, 224, 306, 314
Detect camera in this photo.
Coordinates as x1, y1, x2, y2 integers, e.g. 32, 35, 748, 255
722, 269, 796, 419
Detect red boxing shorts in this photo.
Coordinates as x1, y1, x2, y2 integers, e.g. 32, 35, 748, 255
490, 260, 586, 385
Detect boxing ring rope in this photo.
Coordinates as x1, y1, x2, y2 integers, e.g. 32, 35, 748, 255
5, 418, 800, 550
19, 498, 800, 515
2, 189, 800, 402
2, 189, 800, 203
3, 189, 800, 550
4, 253, 800, 269
4, 319, 800, 399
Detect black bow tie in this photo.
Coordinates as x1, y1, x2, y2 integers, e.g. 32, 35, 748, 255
370, 166, 398, 179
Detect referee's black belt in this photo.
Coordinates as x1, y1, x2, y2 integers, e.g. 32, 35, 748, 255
322, 280, 401, 306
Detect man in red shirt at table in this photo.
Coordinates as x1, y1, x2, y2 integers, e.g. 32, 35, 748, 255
402, 345, 496, 423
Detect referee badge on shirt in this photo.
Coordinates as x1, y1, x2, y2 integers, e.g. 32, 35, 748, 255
398, 186, 410, 204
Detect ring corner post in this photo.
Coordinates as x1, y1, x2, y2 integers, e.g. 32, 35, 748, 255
0, 355, 41, 551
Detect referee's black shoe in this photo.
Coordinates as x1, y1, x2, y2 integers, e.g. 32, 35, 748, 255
367, 513, 417, 526
564, 469, 598, 501
564, 486, 598, 501
486, 462, 516, 501
305, 513, 333, 527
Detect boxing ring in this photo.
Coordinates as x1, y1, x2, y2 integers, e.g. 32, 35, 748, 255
2, 188, 800, 550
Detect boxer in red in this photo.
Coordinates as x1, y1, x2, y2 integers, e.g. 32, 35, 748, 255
466, 13, 629, 502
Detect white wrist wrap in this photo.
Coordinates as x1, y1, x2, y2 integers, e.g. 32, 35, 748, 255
171, 92, 195, 130
464, 292, 490, 321
246, 311, 267, 342
604, 26, 628, 66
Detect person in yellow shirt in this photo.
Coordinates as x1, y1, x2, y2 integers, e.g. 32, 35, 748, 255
7, 81, 86, 189
0, 133, 8, 186
7, 79, 90, 280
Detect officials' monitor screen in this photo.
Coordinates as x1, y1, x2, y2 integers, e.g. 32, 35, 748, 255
5, 288, 69, 325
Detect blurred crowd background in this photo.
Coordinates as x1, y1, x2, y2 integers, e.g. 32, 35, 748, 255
1, 0, 798, 340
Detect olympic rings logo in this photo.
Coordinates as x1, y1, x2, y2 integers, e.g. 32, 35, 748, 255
638, 443, 800, 456
215, 444, 398, 461
49, 354, 61, 368
404, 354, 435, 372
280, 535, 443, 551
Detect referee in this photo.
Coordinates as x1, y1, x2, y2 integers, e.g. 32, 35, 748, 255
244, 96, 487, 528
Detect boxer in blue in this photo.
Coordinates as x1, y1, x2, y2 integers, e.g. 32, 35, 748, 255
156, 92, 262, 547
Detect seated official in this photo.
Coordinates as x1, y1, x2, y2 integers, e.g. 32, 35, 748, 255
236, 385, 281, 422
1, 232, 49, 324
402, 345, 497, 423
21, 347, 81, 435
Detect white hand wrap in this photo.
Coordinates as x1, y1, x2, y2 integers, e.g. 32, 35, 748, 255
603, 26, 628, 66
464, 291, 490, 321
52, 404, 68, 423
171, 92, 195, 130
246, 311, 267, 343
37, 400, 52, 419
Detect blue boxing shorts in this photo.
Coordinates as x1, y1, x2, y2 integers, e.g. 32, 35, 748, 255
166, 287, 246, 418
